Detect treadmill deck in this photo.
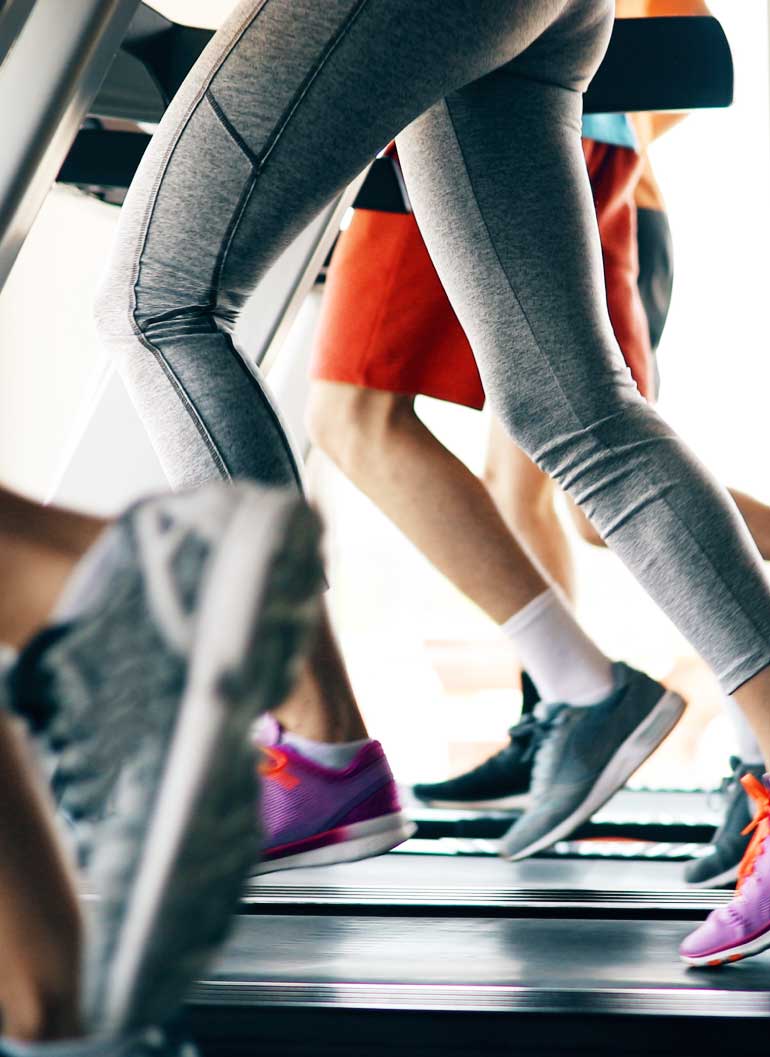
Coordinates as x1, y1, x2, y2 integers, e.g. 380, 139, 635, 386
193, 912, 770, 1018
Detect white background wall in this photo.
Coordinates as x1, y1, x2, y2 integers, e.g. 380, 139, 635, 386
147, 0, 238, 28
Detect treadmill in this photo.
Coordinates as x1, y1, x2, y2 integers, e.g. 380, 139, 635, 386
2, 3, 767, 1054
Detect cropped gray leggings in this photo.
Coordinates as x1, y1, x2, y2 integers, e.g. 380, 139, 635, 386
95, 0, 770, 693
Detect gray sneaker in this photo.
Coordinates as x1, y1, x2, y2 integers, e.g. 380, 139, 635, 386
6, 482, 323, 1034
499, 663, 685, 861
684, 756, 765, 888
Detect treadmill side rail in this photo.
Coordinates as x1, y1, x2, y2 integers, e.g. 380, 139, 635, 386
0, 0, 36, 69
0, 0, 141, 292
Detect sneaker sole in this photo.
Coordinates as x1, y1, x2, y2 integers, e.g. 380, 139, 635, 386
101, 489, 322, 1031
502, 689, 685, 862
681, 923, 770, 967
685, 862, 740, 889
252, 811, 417, 874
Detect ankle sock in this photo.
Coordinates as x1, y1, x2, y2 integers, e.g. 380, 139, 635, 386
501, 589, 614, 707
723, 695, 763, 767
0, 644, 18, 675
281, 732, 371, 769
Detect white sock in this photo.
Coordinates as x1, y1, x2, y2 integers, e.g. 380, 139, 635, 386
501, 589, 615, 707
281, 731, 371, 769
0, 643, 18, 674
723, 694, 763, 766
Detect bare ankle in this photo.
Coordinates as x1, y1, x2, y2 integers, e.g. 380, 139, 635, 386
0, 535, 80, 648
4, 985, 82, 1042
272, 610, 369, 743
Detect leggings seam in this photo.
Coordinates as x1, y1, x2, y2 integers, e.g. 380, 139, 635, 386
173, 100, 303, 489
441, 96, 770, 680
205, 0, 374, 310
206, 90, 260, 168
126, 0, 372, 486
126, 0, 274, 339
121, 0, 276, 484
133, 329, 232, 480
441, 96, 587, 438
237, 366, 306, 492
254, 0, 374, 176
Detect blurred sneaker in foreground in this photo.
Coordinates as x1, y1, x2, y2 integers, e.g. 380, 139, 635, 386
253, 716, 416, 874
680, 773, 770, 967
685, 757, 765, 889
5, 482, 323, 1035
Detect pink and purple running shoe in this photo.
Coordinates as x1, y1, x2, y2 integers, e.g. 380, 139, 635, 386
680, 773, 770, 967
252, 720, 416, 874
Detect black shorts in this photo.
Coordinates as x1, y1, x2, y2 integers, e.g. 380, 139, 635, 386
637, 206, 675, 356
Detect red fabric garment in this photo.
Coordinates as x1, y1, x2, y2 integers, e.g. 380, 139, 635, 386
311, 140, 653, 407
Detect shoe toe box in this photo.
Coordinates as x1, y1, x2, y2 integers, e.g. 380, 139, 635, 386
498, 802, 575, 859
679, 907, 746, 961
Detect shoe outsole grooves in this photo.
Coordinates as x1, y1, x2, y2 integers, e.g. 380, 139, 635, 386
84, 490, 324, 1033
681, 926, 770, 968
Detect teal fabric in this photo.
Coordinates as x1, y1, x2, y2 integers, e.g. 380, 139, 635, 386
582, 112, 638, 150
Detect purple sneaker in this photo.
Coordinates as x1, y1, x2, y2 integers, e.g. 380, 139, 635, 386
252, 721, 416, 874
680, 773, 770, 967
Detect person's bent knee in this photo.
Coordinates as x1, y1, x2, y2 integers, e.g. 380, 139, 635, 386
306, 381, 413, 476
483, 459, 555, 526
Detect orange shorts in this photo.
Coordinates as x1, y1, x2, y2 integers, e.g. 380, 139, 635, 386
311, 140, 654, 407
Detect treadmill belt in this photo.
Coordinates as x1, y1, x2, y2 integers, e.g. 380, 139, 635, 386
194, 913, 770, 1016
244, 853, 731, 914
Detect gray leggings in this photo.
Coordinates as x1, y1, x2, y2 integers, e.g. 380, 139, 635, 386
95, 0, 770, 693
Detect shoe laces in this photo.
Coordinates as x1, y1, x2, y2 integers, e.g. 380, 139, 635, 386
736, 773, 770, 891
507, 712, 558, 764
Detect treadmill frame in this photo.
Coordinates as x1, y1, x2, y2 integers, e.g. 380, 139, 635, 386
0, 0, 141, 291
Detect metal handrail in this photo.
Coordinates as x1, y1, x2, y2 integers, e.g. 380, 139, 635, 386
0, 0, 141, 293
0, 0, 36, 68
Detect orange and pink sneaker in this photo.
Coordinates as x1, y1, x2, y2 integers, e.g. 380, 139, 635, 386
252, 719, 415, 875
680, 773, 770, 967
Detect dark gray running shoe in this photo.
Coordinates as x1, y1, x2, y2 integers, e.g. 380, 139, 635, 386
6, 482, 323, 1034
412, 715, 538, 810
685, 757, 765, 888
499, 662, 685, 861
412, 673, 540, 809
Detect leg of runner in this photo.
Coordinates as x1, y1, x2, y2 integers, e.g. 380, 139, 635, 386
307, 380, 683, 846
482, 417, 576, 601
0, 710, 82, 1041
